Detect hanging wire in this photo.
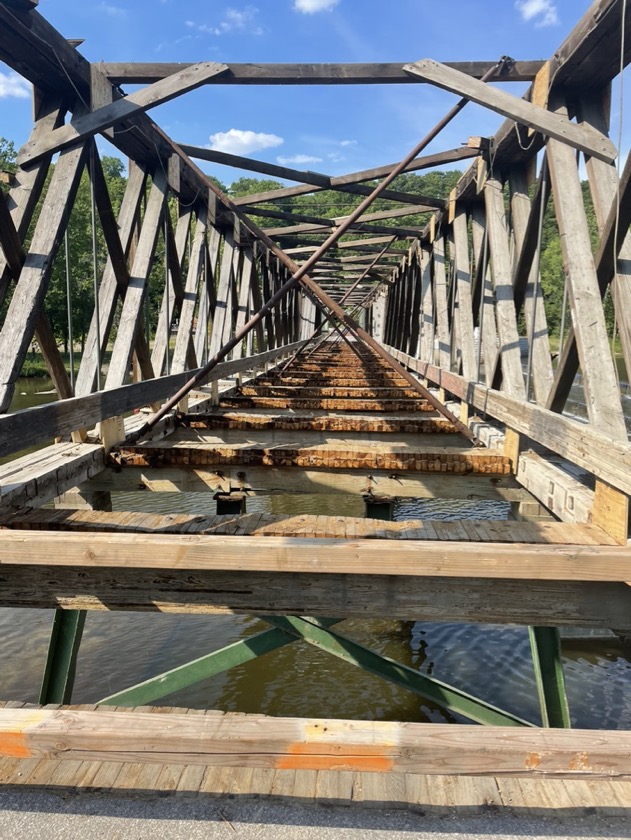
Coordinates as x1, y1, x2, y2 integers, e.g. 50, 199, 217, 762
64, 230, 75, 392
89, 146, 102, 391
525, 155, 548, 400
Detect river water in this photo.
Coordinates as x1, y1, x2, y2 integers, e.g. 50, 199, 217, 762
2, 379, 631, 728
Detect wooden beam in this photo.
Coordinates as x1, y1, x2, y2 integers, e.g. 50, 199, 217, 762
0, 143, 87, 413
182, 144, 454, 208
74, 162, 148, 397
104, 61, 545, 85
104, 170, 168, 391
0, 531, 630, 628
225, 148, 478, 207
0, 343, 302, 459
17, 62, 230, 167
403, 59, 616, 164
83, 463, 533, 502
386, 346, 631, 498
484, 177, 526, 399
546, 100, 627, 440
517, 451, 594, 524
5, 706, 631, 777
1, 529, 630, 582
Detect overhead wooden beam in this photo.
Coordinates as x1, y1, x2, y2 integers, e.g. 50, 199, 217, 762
181, 143, 456, 208
103, 61, 546, 86
17, 62, 230, 167
403, 59, 616, 164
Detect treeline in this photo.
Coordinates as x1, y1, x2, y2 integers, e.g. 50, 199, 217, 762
0, 136, 606, 349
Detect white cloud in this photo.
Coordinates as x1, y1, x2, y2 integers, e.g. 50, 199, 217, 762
515, 0, 558, 27
276, 154, 323, 165
294, 0, 339, 13
97, 2, 128, 18
0, 71, 30, 100
188, 6, 262, 36
339, 139, 357, 147
208, 129, 284, 155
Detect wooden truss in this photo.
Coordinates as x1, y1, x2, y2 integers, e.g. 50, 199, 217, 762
1, 0, 631, 782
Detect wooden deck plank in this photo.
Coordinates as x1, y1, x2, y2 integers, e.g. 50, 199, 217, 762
2, 509, 615, 547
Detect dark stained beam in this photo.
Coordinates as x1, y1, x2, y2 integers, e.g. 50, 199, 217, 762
104, 61, 546, 86
180, 144, 446, 208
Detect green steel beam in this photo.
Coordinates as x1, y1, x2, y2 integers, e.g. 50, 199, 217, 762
98, 618, 341, 706
263, 616, 535, 728
39, 609, 86, 704
528, 626, 571, 728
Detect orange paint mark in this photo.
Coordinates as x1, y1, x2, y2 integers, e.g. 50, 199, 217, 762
277, 754, 393, 772
0, 733, 30, 759
569, 752, 592, 772
277, 742, 394, 773
525, 752, 541, 771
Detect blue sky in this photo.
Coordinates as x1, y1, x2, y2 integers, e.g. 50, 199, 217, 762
1, 0, 618, 186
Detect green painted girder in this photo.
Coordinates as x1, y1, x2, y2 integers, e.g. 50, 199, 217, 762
39, 609, 86, 705
98, 618, 342, 707
262, 616, 535, 727
529, 626, 571, 728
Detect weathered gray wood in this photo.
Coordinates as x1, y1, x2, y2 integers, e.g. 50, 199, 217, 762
0, 342, 301, 459
75, 162, 147, 396
171, 211, 206, 374
0, 144, 87, 412
452, 209, 477, 379
151, 208, 192, 376
18, 62, 230, 166
183, 146, 441, 208
89, 149, 155, 384
404, 59, 616, 163
0, 190, 23, 278
208, 228, 237, 358
104, 170, 168, 390
580, 94, 631, 385
545, 101, 626, 440
387, 347, 631, 497
0, 443, 105, 510
232, 247, 255, 360
83, 461, 530, 502
470, 205, 498, 384
419, 246, 433, 362
432, 235, 450, 370
508, 168, 554, 404
105, 61, 545, 85
517, 451, 594, 524
0, 532, 631, 630
484, 178, 525, 398
227, 148, 478, 207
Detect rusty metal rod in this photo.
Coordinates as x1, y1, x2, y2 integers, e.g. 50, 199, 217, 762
288, 237, 397, 368
129, 58, 506, 443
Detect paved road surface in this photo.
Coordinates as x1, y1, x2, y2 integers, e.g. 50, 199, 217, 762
0, 791, 630, 840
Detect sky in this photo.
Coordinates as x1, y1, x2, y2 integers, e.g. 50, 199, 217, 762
0, 0, 624, 187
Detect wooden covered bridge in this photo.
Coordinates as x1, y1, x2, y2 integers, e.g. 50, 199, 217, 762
1, 0, 631, 813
